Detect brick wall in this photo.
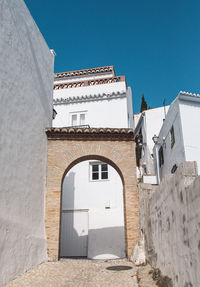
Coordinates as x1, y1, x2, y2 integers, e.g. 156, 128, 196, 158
45, 130, 139, 260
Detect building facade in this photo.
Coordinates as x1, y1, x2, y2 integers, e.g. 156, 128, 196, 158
153, 91, 200, 183
53, 66, 133, 128
0, 1, 54, 286
134, 106, 169, 184
52, 66, 134, 259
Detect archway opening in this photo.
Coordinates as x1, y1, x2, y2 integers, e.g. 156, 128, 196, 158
59, 156, 126, 260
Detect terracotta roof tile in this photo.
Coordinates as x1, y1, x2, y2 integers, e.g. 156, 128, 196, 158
55, 66, 114, 79
46, 127, 134, 140
54, 76, 125, 90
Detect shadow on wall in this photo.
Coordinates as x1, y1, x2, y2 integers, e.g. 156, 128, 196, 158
61, 171, 75, 210
88, 226, 125, 259
60, 224, 125, 259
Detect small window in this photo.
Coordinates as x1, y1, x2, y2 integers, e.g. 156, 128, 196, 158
171, 164, 177, 174
80, 113, 85, 125
159, 146, 164, 167
71, 112, 87, 127
170, 126, 175, 148
72, 114, 77, 126
90, 162, 108, 181
92, 164, 99, 180
101, 164, 108, 179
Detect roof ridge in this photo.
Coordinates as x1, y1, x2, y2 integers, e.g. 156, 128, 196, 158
55, 66, 114, 78
53, 91, 126, 105
179, 91, 200, 97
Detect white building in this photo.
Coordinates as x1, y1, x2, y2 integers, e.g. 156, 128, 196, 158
53, 66, 133, 128
0, 1, 54, 286
53, 66, 133, 259
153, 91, 200, 183
134, 106, 169, 184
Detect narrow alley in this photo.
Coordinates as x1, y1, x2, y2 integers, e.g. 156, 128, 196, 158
5, 259, 138, 287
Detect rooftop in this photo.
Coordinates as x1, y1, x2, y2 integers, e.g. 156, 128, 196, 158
55, 66, 115, 80
179, 91, 200, 98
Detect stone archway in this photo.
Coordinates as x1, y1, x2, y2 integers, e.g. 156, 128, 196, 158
45, 127, 139, 261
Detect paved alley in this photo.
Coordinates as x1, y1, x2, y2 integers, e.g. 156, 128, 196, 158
5, 259, 139, 287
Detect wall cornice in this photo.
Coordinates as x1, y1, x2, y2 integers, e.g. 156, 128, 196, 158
54, 76, 125, 90
53, 91, 126, 105
46, 127, 134, 141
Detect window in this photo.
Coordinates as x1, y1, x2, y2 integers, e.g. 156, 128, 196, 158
72, 114, 77, 126
171, 164, 177, 174
158, 146, 164, 167
71, 112, 87, 126
90, 162, 108, 181
170, 125, 175, 148
80, 113, 85, 125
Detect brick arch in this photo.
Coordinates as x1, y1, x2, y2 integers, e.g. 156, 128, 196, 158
61, 155, 125, 187
45, 128, 139, 261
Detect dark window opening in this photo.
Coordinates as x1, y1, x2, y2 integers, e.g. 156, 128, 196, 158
170, 126, 175, 148
159, 146, 164, 167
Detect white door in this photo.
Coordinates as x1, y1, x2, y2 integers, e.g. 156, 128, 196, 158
60, 210, 88, 257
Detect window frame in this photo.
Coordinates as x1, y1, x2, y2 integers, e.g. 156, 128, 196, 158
89, 161, 109, 181
70, 111, 87, 127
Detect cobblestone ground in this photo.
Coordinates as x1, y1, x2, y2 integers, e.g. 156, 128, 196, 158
137, 264, 158, 287
5, 259, 139, 287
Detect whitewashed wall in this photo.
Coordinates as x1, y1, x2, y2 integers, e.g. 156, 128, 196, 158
145, 106, 169, 153
154, 97, 200, 182
0, 1, 54, 286
54, 81, 126, 99
61, 160, 125, 259
53, 96, 129, 128
179, 100, 200, 174
134, 106, 169, 177
153, 100, 185, 181
53, 81, 132, 128
126, 87, 134, 128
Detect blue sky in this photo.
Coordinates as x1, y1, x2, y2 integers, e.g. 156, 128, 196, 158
24, 0, 200, 113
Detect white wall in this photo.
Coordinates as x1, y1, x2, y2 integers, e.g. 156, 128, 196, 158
61, 160, 125, 259
145, 106, 169, 152
127, 87, 134, 128
53, 73, 133, 129
179, 100, 200, 174
153, 100, 185, 182
53, 96, 129, 128
54, 81, 126, 98
133, 113, 141, 129
0, 1, 54, 286
135, 106, 169, 176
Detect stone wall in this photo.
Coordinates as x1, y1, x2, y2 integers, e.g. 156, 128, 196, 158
0, 1, 54, 286
139, 162, 200, 287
